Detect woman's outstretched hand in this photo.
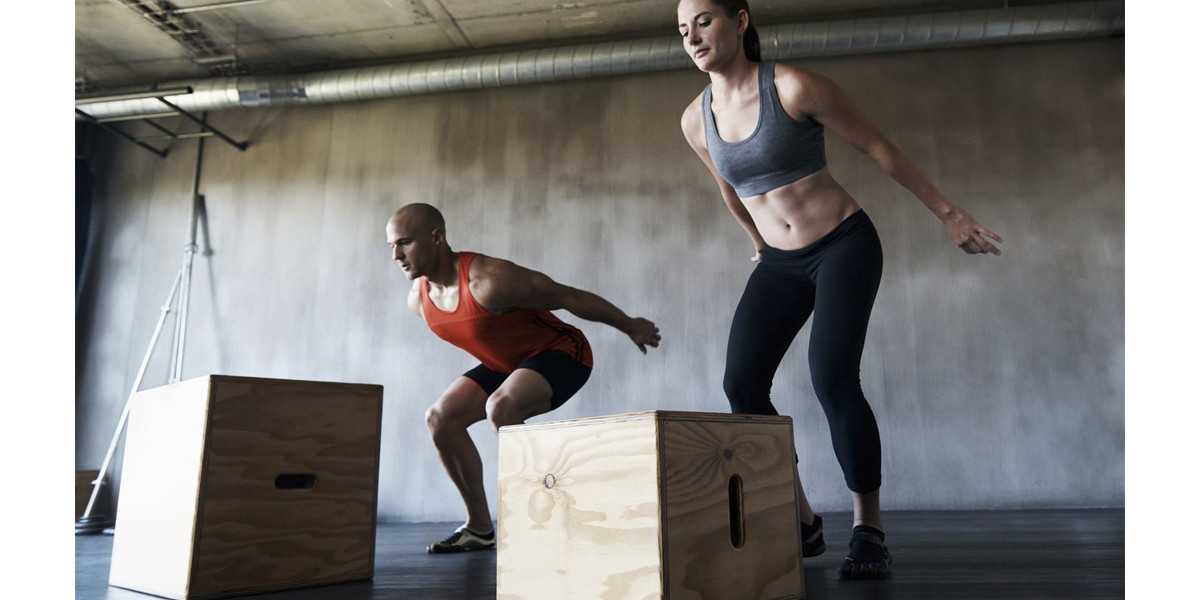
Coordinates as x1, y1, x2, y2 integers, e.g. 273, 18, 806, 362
944, 208, 1003, 255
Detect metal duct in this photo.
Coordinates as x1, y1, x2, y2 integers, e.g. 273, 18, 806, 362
78, 1, 1122, 120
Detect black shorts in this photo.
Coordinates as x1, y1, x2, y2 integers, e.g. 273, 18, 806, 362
463, 350, 592, 410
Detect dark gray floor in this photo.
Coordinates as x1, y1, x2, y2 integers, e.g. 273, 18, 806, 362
76, 509, 1123, 599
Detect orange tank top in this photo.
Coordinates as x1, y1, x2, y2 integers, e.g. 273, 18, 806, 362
420, 252, 593, 372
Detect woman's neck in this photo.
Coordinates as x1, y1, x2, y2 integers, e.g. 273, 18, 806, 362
709, 56, 759, 100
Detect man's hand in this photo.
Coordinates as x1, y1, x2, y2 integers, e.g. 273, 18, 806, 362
623, 317, 662, 354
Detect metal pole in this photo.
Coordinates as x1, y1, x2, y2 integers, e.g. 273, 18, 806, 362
79, 269, 183, 523
97, 111, 179, 124
75, 86, 193, 106
74, 109, 168, 159
139, 132, 215, 142
171, 121, 205, 382
190, 118, 205, 200
168, 0, 270, 15
167, 252, 189, 384
142, 120, 178, 138
155, 98, 248, 151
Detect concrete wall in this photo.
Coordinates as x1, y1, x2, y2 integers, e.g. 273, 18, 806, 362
76, 38, 1124, 520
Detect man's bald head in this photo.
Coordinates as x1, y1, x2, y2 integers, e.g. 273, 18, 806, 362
386, 203, 451, 280
390, 203, 446, 238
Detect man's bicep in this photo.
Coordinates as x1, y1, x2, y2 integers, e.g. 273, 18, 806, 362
504, 265, 571, 311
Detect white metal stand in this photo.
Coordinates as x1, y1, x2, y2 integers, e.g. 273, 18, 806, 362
77, 124, 212, 535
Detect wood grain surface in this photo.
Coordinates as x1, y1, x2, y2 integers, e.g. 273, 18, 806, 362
661, 416, 804, 599
498, 411, 803, 599
497, 413, 663, 600
188, 376, 383, 599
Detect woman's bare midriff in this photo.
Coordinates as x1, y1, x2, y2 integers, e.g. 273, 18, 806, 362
741, 168, 861, 250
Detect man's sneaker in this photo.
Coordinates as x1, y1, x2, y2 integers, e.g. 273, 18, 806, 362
427, 525, 496, 554
838, 525, 892, 579
801, 514, 826, 557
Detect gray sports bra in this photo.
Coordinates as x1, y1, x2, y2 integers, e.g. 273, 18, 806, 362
702, 62, 826, 198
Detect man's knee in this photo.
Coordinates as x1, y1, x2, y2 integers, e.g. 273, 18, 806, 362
426, 402, 468, 441
485, 392, 517, 430
425, 405, 445, 436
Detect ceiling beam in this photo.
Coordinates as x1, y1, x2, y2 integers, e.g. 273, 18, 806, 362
418, 0, 473, 49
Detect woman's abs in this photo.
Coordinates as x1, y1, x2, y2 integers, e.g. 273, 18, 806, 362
742, 169, 862, 250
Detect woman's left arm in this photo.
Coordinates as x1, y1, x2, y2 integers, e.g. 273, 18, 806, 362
777, 66, 1003, 255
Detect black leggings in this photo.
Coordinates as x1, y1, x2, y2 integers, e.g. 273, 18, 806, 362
724, 209, 884, 493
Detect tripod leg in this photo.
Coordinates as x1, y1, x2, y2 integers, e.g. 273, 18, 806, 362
77, 269, 183, 534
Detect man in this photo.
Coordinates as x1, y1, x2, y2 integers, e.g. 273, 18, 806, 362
386, 203, 661, 553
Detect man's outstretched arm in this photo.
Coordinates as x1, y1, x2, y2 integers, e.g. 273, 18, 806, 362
475, 258, 661, 354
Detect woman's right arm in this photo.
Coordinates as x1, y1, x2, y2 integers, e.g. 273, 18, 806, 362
680, 99, 765, 260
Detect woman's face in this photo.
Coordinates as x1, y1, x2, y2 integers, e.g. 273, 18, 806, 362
677, 0, 745, 72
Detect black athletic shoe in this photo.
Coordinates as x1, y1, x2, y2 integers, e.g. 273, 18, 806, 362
801, 514, 826, 557
427, 525, 496, 554
838, 525, 892, 580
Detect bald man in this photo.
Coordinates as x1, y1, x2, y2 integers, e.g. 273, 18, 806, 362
386, 203, 660, 553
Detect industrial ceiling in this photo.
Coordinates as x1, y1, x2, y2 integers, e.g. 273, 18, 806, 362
76, 0, 1070, 93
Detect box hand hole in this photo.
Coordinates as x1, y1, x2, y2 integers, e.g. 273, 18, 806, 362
274, 473, 317, 490
728, 474, 746, 549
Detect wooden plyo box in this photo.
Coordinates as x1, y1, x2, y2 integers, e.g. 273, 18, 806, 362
109, 375, 384, 600
497, 411, 804, 600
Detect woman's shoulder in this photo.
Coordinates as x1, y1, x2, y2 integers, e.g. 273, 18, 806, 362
772, 63, 824, 94
771, 63, 836, 117
680, 89, 707, 120
679, 89, 708, 141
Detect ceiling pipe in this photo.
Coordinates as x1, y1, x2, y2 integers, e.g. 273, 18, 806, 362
168, 0, 271, 16
77, 1, 1122, 121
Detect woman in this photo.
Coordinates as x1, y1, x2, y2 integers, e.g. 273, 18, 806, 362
676, 0, 1003, 580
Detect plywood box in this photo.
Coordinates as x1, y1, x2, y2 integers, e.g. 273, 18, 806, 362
497, 410, 804, 600
109, 375, 384, 600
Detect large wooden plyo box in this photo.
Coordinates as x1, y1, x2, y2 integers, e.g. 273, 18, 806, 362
497, 411, 804, 600
109, 375, 384, 600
